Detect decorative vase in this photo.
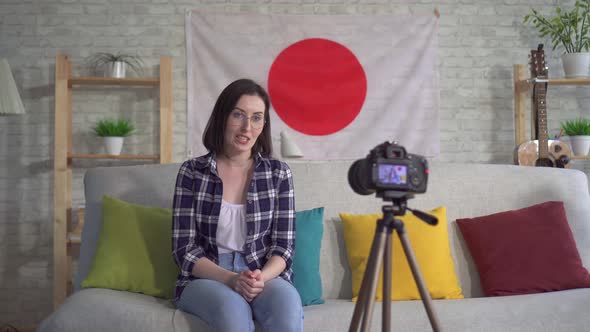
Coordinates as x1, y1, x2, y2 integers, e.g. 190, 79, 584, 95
104, 61, 127, 78
104, 137, 124, 155
567, 135, 590, 156
561, 53, 590, 78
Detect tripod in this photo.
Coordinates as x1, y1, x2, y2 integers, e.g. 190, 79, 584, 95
349, 196, 442, 332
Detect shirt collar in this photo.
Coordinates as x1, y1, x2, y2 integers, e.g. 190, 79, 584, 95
194, 151, 270, 174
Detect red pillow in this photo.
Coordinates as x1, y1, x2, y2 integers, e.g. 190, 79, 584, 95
456, 201, 590, 297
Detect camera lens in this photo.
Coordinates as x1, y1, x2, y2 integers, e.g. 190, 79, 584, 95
348, 159, 375, 195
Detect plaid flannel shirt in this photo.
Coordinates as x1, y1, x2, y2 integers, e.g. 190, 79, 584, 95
172, 152, 296, 302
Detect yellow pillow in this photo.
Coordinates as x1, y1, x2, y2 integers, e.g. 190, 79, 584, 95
340, 206, 463, 301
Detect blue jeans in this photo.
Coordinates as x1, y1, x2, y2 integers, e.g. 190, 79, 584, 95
176, 252, 303, 332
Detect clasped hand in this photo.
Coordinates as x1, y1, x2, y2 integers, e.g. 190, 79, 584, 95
231, 269, 264, 302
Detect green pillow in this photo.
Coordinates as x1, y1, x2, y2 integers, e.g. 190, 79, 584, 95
292, 207, 325, 306
81, 196, 179, 299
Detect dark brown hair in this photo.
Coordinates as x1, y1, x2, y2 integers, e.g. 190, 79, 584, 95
202, 79, 272, 157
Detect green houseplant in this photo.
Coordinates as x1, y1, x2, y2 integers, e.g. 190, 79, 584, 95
561, 118, 590, 155
561, 118, 590, 136
93, 119, 135, 155
86, 52, 145, 78
524, 0, 590, 78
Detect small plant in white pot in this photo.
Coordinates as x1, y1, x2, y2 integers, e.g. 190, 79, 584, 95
86, 52, 145, 78
93, 119, 135, 155
561, 118, 590, 156
524, 0, 590, 78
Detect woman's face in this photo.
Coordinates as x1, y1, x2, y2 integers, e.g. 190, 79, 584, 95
223, 94, 266, 157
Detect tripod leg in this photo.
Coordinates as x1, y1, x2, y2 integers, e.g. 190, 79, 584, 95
350, 226, 381, 331
382, 229, 393, 332
349, 223, 387, 332
360, 230, 387, 332
397, 228, 442, 332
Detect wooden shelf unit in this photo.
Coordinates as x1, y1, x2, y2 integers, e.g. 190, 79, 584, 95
68, 153, 160, 160
53, 54, 173, 309
513, 63, 590, 160
69, 76, 160, 87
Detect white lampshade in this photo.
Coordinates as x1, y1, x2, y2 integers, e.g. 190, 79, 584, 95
0, 58, 25, 115
280, 130, 303, 158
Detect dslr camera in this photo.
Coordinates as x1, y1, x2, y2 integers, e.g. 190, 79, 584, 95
348, 141, 428, 198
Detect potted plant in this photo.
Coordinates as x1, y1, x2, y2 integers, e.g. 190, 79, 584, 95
524, 0, 590, 78
561, 118, 590, 155
86, 52, 145, 78
92, 118, 135, 155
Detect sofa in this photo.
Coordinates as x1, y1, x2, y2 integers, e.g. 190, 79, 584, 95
40, 160, 590, 331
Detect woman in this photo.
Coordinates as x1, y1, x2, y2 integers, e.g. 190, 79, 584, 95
172, 79, 302, 331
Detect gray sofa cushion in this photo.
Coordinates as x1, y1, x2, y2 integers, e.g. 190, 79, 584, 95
39, 288, 179, 332
74, 163, 182, 291
40, 288, 590, 331
304, 289, 590, 332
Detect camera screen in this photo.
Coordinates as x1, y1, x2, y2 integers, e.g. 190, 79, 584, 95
378, 164, 407, 185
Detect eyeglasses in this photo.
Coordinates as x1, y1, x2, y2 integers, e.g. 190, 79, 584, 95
229, 110, 265, 129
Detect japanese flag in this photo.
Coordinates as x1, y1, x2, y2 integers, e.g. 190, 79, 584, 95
186, 10, 439, 160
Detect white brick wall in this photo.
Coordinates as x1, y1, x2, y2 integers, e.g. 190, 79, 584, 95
1, 0, 588, 328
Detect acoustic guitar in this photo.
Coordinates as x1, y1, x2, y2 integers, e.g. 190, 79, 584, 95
515, 44, 572, 168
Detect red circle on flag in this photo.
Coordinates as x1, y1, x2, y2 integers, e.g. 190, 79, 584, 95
268, 38, 367, 136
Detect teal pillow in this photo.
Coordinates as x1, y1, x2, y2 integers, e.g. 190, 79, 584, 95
293, 207, 325, 306
81, 196, 179, 299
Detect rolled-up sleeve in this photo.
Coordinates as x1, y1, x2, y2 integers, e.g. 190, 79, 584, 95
172, 161, 206, 278
266, 163, 296, 271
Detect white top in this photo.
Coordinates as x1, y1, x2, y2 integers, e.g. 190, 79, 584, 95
216, 199, 247, 254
